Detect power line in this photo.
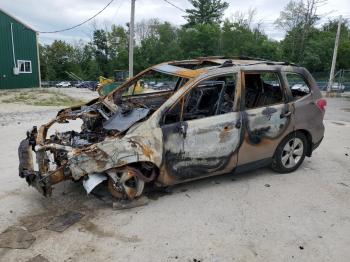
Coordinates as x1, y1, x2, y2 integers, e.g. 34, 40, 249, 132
162, 0, 186, 13
39, 0, 115, 33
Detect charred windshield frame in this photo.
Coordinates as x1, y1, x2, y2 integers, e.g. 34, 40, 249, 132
109, 69, 188, 103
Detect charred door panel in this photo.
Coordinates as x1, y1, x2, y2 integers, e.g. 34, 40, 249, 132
162, 112, 242, 181
238, 103, 294, 165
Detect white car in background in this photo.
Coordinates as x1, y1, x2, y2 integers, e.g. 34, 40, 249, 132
291, 83, 310, 93
56, 81, 71, 88
330, 82, 345, 93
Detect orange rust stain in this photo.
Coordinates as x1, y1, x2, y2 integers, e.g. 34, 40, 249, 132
130, 139, 154, 159
141, 145, 153, 159
177, 68, 208, 78
157, 166, 177, 186
49, 167, 67, 184
219, 125, 234, 143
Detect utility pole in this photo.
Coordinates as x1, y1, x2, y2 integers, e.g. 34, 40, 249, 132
327, 15, 342, 94
128, 0, 135, 78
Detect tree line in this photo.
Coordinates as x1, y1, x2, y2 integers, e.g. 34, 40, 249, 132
39, 0, 350, 81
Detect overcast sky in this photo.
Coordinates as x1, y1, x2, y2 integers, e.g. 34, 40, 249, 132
1, 0, 349, 44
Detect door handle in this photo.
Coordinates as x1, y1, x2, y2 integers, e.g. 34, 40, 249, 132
280, 111, 291, 118
179, 123, 187, 138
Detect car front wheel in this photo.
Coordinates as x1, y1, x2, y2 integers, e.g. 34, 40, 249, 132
271, 132, 307, 173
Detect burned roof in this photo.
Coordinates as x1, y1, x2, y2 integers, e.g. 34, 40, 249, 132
152, 57, 299, 79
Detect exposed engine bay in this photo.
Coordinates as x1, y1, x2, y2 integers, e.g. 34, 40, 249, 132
18, 87, 171, 198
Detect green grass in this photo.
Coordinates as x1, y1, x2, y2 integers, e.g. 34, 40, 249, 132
0, 89, 85, 107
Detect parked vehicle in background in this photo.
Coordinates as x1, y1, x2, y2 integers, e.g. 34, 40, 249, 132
330, 82, 345, 92
291, 83, 310, 93
18, 57, 326, 201
150, 82, 172, 90
76, 81, 99, 91
56, 81, 71, 88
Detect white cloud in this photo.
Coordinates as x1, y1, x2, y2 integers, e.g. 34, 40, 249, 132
1, 0, 349, 44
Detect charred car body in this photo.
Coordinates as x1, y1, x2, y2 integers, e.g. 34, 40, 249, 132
18, 57, 326, 199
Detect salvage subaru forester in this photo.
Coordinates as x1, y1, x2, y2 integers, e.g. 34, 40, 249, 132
18, 57, 326, 200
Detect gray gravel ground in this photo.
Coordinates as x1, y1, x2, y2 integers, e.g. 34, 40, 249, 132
0, 90, 349, 262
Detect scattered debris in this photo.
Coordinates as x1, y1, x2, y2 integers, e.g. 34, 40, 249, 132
264, 184, 271, 187
338, 182, 349, 187
26, 254, 49, 262
0, 226, 36, 249
113, 196, 149, 210
46, 211, 84, 232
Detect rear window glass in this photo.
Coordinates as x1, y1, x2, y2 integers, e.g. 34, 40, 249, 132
286, 73, 311, 99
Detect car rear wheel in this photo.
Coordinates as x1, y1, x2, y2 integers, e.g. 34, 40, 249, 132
271, 132, 307, 173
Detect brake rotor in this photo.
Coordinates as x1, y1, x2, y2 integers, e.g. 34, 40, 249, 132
107, 168, 145, 200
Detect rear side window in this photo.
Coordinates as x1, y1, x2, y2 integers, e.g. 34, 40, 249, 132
286, 73, 311, 99
244, 72, 284, 109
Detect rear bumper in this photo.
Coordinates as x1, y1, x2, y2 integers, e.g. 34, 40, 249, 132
312, 136, 323, 152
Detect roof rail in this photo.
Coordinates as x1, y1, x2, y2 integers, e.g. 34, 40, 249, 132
196, 56, 226, 60
231, 56, 268, 61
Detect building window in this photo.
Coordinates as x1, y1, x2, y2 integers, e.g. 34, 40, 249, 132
18, 60, 32, 73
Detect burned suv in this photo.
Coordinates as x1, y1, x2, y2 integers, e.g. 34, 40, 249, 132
18, 57, 326, 200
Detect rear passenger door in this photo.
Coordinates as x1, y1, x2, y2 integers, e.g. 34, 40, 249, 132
283, 71, 324, 144
237, 70, 295, 166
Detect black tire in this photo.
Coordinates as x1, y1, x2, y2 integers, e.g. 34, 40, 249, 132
271, 131, 308, 173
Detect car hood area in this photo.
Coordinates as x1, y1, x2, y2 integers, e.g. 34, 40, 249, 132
18, 97, 161, 197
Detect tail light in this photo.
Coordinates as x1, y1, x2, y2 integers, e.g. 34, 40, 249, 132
316, 99, 327, 112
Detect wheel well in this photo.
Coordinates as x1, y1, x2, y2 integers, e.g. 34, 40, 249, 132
127, 161, 160, 181
295, 129, 312, 157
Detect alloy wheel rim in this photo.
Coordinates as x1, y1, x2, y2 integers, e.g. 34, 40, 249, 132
281, 137, 304, 168
107, 169, 145, 199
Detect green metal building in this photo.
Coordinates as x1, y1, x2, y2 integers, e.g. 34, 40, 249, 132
0, 8, 40, 89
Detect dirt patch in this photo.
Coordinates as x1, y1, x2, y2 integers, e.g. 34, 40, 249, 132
0, 89, 85, 107
78, 220, 142, 243
46, 211, 84, 232
0, 226, 36, 249
26, 254, 49, 262
19, 212, 57, 232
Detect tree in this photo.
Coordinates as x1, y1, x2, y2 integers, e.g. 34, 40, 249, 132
135, 21, 182, 71
221, 19, 280, 60
184, 0, 229, 27
276, 0, 326, 63
92, 29, 109, 77
108, 25, 129, 71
